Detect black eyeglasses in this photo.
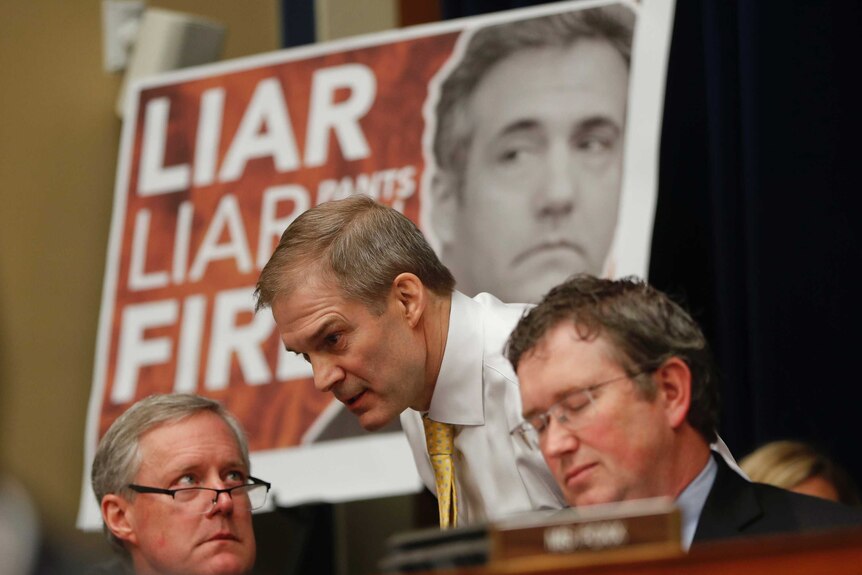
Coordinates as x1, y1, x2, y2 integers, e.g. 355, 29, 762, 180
128, 476, 271, 515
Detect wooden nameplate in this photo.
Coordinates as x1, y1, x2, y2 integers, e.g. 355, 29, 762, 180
379, 498, 682, 573
488, 498, 683, 572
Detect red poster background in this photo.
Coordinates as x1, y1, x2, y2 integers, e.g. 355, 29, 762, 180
98, 32, 460, 449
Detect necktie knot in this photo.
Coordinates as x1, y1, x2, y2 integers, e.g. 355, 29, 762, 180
423, 417, 455, 456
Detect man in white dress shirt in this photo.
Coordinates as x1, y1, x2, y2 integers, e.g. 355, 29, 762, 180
255, 195, 566, 526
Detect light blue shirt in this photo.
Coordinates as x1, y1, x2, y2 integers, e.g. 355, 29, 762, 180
675, 455, 718, 550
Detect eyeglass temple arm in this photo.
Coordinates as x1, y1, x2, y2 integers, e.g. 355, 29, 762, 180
128, 484, 174, 496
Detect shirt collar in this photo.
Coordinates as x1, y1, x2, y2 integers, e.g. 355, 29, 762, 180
676, 454, 717, 550
426, 291, 485, 425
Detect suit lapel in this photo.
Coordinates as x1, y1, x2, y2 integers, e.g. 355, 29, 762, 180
693, 453, 763, 542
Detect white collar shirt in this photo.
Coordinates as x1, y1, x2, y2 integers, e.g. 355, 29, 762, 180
400, 291, 567, 524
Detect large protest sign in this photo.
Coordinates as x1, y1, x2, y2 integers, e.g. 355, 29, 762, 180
79, 0, 674, 528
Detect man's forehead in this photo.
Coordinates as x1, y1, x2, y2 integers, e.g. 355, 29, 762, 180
137, 413, 238, 455
468, 40, 627, 125
523, 321, 617, 365
273, 283, 378, 353
518, 324, 623, 409
135, 414, 245, 477
479, 38, 624, 84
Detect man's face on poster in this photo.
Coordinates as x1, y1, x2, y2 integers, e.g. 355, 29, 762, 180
444, 38, 628, 304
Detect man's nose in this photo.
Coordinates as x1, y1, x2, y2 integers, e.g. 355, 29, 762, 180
311, 357, 344, 393
535, 143, 576, 222
541, 417, 579, 458
208, 489, 235, 517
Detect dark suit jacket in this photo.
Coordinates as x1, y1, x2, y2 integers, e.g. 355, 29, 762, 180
693, 453, 862, 543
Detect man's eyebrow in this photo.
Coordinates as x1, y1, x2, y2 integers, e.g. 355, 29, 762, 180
160, 461, 249, 483
222, 460, 250, 473
521, 389, 568, 420
573, 115, 623, 134
497, 119, 542, 139
531, 384, 590, 416
158, 462, 201, 483
284, 318, 339, 355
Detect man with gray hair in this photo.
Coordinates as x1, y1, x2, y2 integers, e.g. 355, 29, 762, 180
427, 5, 634, 303
256, 195, 566, 528
507, 275, 862, 548
91, 394, 269, 575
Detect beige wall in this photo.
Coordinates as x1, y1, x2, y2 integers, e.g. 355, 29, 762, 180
315, 0, 398, 41
0, 0, 280, 560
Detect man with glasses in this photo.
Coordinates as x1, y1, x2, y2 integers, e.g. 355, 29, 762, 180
91, 394, 269, 574
506, 275, 862, 548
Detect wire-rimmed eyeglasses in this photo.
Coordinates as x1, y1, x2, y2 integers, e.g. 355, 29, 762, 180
128, 476, 271, 515
512, 370, 651, 450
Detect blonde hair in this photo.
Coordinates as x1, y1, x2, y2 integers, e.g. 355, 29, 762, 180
741, 440, 859, 505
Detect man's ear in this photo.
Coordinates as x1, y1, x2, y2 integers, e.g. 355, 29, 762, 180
102, 494, 137, 546
653, 357, 692, 429
391, 273, 426, 328
429, 171, 459, 249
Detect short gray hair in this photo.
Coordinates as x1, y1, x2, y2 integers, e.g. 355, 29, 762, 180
255, 195, 455, 313
91, 394, 249, 551
433, 5, 634, 197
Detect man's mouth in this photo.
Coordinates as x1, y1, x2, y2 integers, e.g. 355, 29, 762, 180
344, 390, 367, 408
511, 240, 585, 267
206, 532, 239, 543
564, 462, 598, 486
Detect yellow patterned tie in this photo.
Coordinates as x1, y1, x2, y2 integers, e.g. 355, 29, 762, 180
422, 415, 457, 528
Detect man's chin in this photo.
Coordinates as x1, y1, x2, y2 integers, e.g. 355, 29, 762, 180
497, 266, 586, 304
200, 552, 254, 575
134, 556, 251, 575
564, 485, 618, 508
357, 410, 394, 432
508, 253, 604, 301
508, 272, 573, 304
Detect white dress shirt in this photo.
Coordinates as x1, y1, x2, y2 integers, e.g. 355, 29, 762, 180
400, 291, 743, 526
400, 291, 567, 524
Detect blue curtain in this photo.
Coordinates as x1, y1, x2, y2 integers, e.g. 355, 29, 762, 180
281, 0, 316, 47
656, 0, 862, 483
